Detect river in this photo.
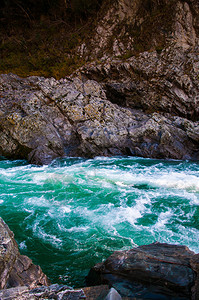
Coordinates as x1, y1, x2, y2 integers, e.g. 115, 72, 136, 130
0, 156, 198, 287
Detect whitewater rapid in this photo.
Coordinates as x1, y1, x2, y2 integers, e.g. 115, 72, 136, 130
0, 156, 198, 286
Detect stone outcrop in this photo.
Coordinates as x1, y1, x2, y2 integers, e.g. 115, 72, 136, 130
0, 217, 49, 289
0, 73, 198, 164
0, 284, 112, 300
79, 47, 199, 121
0, 0, 198, 164
86, 242, 199, 299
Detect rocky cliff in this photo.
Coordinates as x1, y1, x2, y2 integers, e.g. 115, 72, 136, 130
0, 0, 198, 164
79, 0, 199, 60
0, 70, 198, 164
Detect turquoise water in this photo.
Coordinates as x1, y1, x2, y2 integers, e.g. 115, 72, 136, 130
0, 156, 199, 287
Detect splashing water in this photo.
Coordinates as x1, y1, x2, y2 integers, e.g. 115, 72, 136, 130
0, 156, 199, 287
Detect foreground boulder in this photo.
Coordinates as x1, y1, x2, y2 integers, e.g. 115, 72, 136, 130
0, 73, 198, 164
87, 242, 199, 299
0, 217, 49, 289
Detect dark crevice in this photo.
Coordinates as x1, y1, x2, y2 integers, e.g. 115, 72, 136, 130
104, 84, 127, 107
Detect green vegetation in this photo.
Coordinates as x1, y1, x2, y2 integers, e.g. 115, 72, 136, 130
0, 0, 102, 78
0, 22, 86, 78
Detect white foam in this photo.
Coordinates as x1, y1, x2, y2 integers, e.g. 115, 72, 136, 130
189, 194, 199, 205
24, 195, 50, 207
60, 206, 71, 213
65, 226, 90, 233
32, 220, 62, 247
151, 172, 199, 191
159, 225, 199, 254
153, 209, 173, 229
87, 170, 97, 177
90, 195, 152, 229
115, 181, 127, 187
19, 241, 27, 250
124, 196, 151, 225
0, 199, 3, 204
38, 230, 62, 246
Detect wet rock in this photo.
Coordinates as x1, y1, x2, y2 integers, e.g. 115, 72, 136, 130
0, 218, 19, 289
83, 285, 110, 299
0, 286, 30, 300
0, 217, 49, 289
87, 242, 199, 299
0, 284, 113, 300
0, 285, 86, 300
0, 74, 198, 164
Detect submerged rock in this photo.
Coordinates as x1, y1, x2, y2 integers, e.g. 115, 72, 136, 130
0, 217, 49, 289
87, 242, 199, 299
0, 73, 198, 164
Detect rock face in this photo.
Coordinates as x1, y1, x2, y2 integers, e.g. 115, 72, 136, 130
0, 217, 49, 289
77, 0, 199, 121
79, 0, 199, 60
0, 0, 198, 164
87, 242, 199, 299
0, 73, 198, 164
80, 47, 199, 121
